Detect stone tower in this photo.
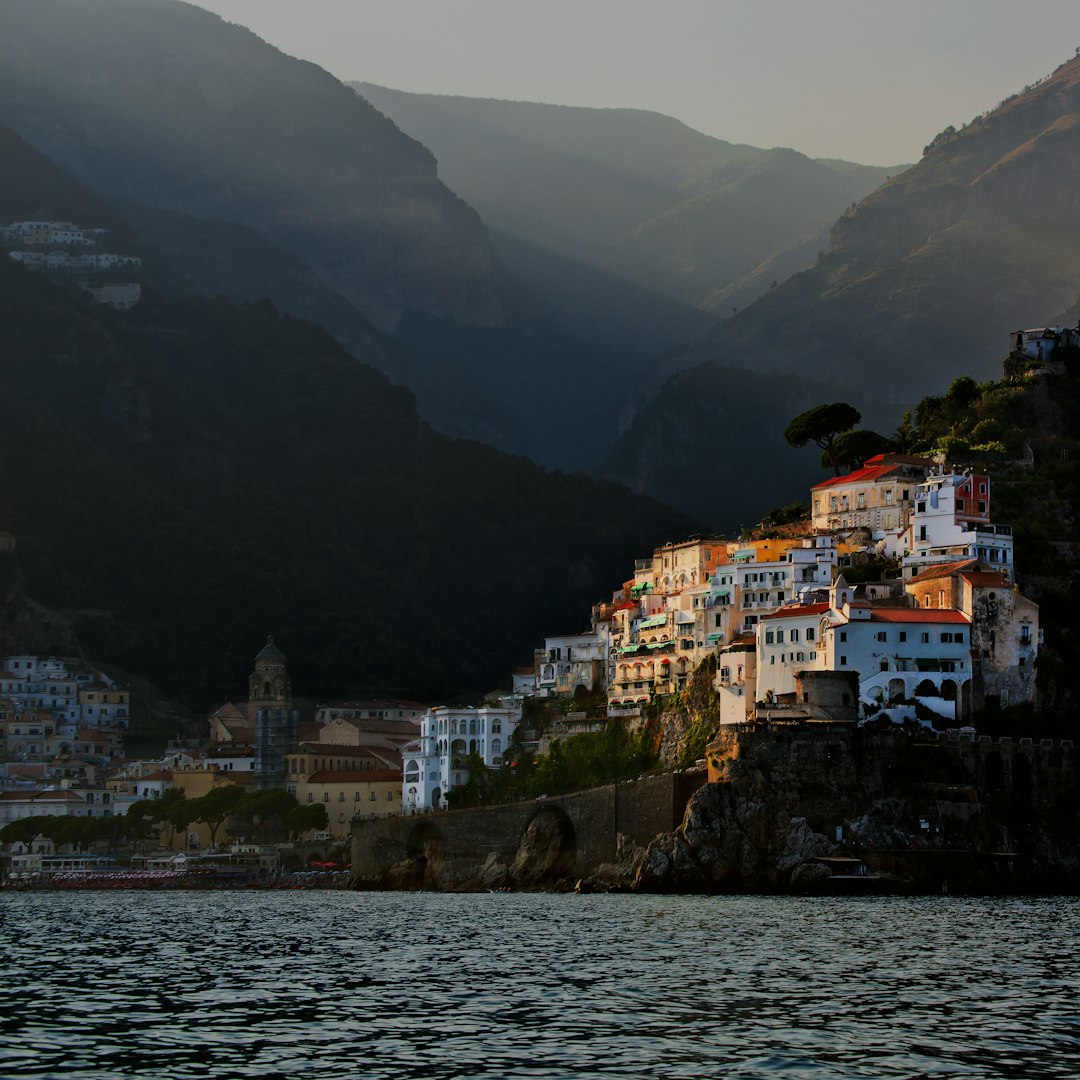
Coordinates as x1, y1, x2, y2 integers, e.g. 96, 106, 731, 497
247, 634, 292, 722
248, 635, 297, 789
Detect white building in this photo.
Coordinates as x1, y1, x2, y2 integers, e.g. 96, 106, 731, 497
900, 470, 1014, 582
402, 701, 522, 813
535, 632, 606, 697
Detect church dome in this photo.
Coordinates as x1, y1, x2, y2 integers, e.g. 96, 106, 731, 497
255, 634, 285, 662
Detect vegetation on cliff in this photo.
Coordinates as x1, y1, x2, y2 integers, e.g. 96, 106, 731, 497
0, 251, 697, 707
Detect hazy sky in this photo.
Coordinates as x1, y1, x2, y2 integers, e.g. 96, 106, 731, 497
196, 0, 1080, 164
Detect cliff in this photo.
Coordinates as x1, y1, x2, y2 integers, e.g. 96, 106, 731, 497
630, 724, 1080, 894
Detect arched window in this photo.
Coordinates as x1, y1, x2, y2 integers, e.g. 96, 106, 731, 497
469, 718, 478, 735
492, 738, 502, 754
492, 720, 502, 734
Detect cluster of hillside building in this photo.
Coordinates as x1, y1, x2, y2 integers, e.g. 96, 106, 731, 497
0, 638, 430, 854
0, 452, 1045, 855
512, 453, 1038, 743
3, 218, 142, 309
0, 655, 132, 827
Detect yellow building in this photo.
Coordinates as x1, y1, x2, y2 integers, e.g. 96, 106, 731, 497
811, 453, 934, 534
296, 770, 401, 839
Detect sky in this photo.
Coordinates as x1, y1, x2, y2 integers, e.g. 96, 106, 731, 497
194, 0, 1080, 165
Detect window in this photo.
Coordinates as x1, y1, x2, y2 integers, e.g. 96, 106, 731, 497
791, 629, 800, 642
339, 813, 346, 824
307, 793, 313, 803
369, 792, 376, 801
876, 631, 887, 642
323, 793, 329, 802
840, 656, 848, 666
776, 630, 785, 643
355, 791, 361, 801
978, 501, 987, 514
899, 631, 907, 642
921, 632, 930, 644
840, 631, 847, 642
806, 628, 815, 642
765, 630, 775, 644
387, 791, 395, 801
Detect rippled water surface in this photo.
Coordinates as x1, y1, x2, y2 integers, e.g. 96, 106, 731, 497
2, 892, 1079, 1078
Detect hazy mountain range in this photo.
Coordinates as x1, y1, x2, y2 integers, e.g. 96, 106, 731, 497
354, 83, 902, 325
602, 55, 1080, 516
3, 0, 1080, 697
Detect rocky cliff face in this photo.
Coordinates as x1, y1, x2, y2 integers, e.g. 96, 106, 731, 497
628, 725, 1080, 894
0, 0, 507, 331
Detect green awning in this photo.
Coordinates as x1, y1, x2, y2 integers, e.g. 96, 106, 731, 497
647, 640, 674, 650
707, 632, 723, 641
638, 615, 667, 629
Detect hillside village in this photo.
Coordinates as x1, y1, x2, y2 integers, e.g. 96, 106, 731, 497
1, 336, 1071, 887
2, 218, 143, 309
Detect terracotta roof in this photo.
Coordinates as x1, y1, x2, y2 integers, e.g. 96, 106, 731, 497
811, 454, 934, 491
961, 571, 1013, 587
139, 771, 173, 782
866, 609, 969, 624
905, 559, 980, 584
760, 603, 832, 620
812, 463, 899, 491
297, 744, 384, 757
369, 747, 404, 770
305, 770, 401, 784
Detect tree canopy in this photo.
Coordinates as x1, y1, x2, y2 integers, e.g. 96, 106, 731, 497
829, 428, 892, 472
784, 402, 862, 474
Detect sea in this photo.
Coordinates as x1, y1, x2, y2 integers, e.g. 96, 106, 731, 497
1, 892, 1078, 1079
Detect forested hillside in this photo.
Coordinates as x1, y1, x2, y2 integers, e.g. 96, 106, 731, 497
0, 256, 696, 707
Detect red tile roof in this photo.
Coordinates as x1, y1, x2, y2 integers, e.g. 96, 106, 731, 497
760, 603, 831, 620
867, 609, 969, 624
961, 571, 1013, 587
305, 770, 401, 784
811, 454, 934, 491
906, 559, 980, 584
812, 463, 899, 491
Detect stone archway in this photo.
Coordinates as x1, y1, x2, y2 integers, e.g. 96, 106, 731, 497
405, 821, 445, 887
511, 805, 576, 886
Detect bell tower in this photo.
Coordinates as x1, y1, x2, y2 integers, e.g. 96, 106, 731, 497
248, 635, 297, 789
247, 634, 291, 721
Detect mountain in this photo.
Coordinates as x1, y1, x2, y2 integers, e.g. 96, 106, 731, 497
597, 363, 897, 533
0, 255, 697, 708
0, 0, 669, 469
0, 127, 697, 706
603, 54, 1080, 518
353, 84, 901, 322
0, 0, 506, 333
